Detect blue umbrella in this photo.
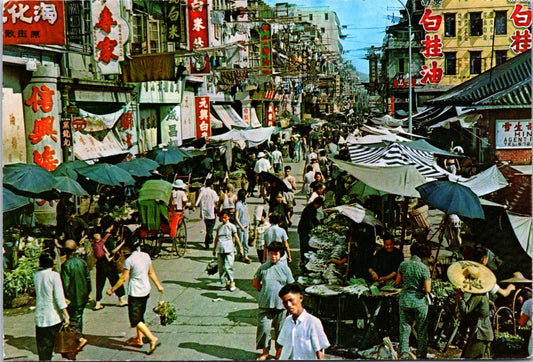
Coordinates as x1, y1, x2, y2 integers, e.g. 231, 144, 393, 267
52, 160, 90, 179
3, 187, 31, 212
116, 158, 160, 177
416, 180, 485, 219
77, 163, 135, 186
147, 147, 192, 165
54, 176, 88, 196
3, 163, 58, 193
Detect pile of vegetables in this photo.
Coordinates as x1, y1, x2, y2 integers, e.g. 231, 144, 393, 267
153, 300, 178, 326
430, 279, 456, 308
342, 278, 398, 297
494, 332, 524, 351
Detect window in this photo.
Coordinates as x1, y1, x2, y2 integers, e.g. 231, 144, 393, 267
494, 11, 507, 35
147, 19, 161, 53
444, 52, 457, 75
65, 0, 92, 52
398, 58, 406, 73
495, 50, 507, 65
325, 13, 328, 21
309, 14, 313, 21
470, 51, 482, 74
321, 27, 325, 33
470, 12, 483, 36
444, 13, 456, 37
132, 13, 146, 55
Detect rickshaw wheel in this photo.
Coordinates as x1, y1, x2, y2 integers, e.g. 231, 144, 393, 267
173, 221, 187, 257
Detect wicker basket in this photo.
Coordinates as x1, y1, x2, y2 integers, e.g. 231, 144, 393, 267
410, 205, 430, 229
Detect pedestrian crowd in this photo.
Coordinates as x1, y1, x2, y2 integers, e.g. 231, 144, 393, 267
26, 123, 531, 360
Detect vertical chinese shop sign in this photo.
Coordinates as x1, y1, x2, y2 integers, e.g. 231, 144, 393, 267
419, 8, 443, 84
92, 0, 129, 74
260, 23, 272, 75
187, 0, 210, 75
509, 3, 532, 54
266, 103, 275, 127
195, 96, 211, 139
3, 1, 65, 45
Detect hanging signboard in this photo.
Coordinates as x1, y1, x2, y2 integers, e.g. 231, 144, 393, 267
167, 0, 182, 43
495, 119, 532, 149
92, 0, 129, 74
181, 91, 196, 139
2, 88, 27, 164
195, 96, 211, 139
161, 105, 182, 146
260, 23, 272, 74
419, 7, 443, 84
187, 0, 210, 75
509, 3, 532, 54
3, 0, 66, 45
266, 103, 275, 127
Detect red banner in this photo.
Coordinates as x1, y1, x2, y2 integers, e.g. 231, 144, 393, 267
195, 96, 211, 139
187, 0, 209, 74
266, 103, 274, 127
3, 1, 65, 45
259, 23, 272, 74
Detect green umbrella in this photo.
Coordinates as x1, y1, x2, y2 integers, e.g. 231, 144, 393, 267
3, 163, 58, 193
3, 187, 31, 212
116, 158, 160, 177
147, 147, 193, 165
349, 180, 388, 202
54, 176, 88, 196
52, 160, 90, 179
77, 163, 135, 186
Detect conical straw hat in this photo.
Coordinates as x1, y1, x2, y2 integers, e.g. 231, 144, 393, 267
447, 260, 497, 294
500, 272, 533, 283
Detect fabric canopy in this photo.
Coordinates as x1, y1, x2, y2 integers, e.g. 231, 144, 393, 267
403, 139, 458, 157
507, 212, 533, 257
212, 104, 249, 129
451, 165, 508, 196
348, 142, 448, 178
428, 112, 482, 130
330, 158, 427, 198
208, 126, 279, 148
325, 204, 383, 227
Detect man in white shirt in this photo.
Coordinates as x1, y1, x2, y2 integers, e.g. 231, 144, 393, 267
271, 147, 283, 174
277, 283, 330, 360
212, 211, 243, 292
305, 147, 317, 166
254, 152, 271, 200
196, 178, 219, 249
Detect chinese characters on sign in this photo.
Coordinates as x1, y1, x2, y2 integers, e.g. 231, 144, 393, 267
23, 82, 62, 171
187, 0, 209, 74
496, 120, 532, 149
260, 23, 272, 75
266, 103, 274, 127
167, 0, 182, 43
3, 0, 65, 45
419, 7, 443, 84
195, 96, 211, 139
509, 3, 532, 54
92, 0, 129, 74
61, 117, 72, 148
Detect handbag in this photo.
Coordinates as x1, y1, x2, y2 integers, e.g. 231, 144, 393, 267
54, 324, 79, 354
112, 250, 125, 274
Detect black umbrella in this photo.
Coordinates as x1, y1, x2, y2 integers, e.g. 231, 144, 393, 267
259, 172, 291, 192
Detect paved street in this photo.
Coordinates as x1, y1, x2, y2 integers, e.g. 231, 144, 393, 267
5, 159, 339, 361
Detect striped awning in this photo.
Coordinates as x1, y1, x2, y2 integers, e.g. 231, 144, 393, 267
348, 142, 448, 179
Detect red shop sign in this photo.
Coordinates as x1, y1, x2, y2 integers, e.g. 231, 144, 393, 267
195, 96, 211, 139
187, 0, 210, 74
3, 0, 65, 45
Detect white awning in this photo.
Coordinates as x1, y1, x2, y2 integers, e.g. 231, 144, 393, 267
428, 112, 482, 130
212, 104, 249, 129
210, 113, 224, 129
73, 131, 127, 160
250, 107, 261, 128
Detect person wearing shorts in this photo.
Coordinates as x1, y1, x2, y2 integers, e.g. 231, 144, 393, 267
107, 236, 164, 355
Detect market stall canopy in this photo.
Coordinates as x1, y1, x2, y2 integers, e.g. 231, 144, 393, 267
54, 176, 88, 196
507, 212, 533, 257
330, 158, 427, 198
452, 165, 509, 196
349, 180, 388, 201
416, 180, 485, 219
370, 114, 403, 127
3, 163, 58, 193
348, 142, 448, 179
403, 139, 458, 157
428, 112, 482, 130
52, 160, 91, 179
77, 163, 135, 186
138, 179, 172, 203
207, 126, 279, 148
325, 204, 383, 227
211, 104, 250, 129
147, 146, 193, 165
116, 158, 160, 177
3, 187, 31, 212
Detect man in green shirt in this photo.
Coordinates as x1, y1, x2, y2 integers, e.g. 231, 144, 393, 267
61, 239, 91, 351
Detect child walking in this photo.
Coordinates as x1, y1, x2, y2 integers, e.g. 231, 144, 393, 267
235, 189, 252, 264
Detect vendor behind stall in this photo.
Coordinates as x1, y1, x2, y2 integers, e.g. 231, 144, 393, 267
368, 234, 404, 284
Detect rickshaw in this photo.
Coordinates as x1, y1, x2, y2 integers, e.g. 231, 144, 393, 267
138, 179, 187, 257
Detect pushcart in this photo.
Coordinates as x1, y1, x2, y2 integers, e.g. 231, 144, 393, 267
138, 179, 187, 258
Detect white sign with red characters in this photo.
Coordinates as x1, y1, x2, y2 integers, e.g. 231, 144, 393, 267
92, 0, 129, 74
187, 0, 210, 74
496, 119, 532, 149
509, 3, 532, 54
23, 81, 62, 171
195, 96, 211, 139
419, 7, 443, 84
